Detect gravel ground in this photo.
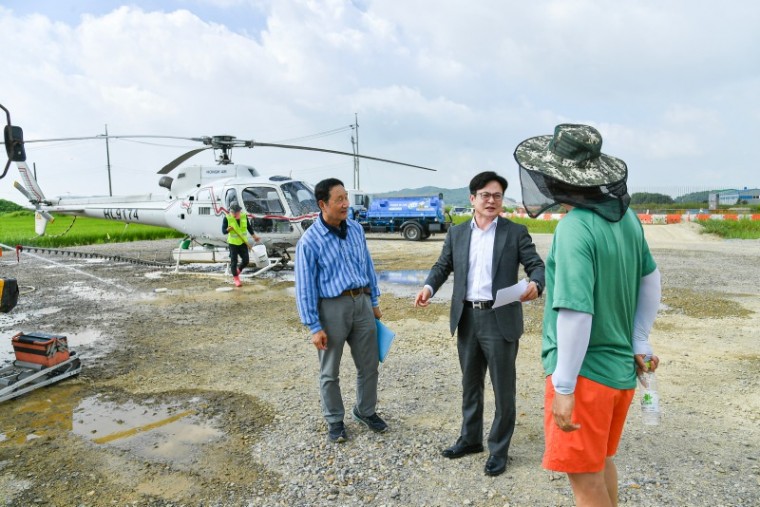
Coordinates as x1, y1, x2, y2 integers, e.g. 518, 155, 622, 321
0, 223, 758, 506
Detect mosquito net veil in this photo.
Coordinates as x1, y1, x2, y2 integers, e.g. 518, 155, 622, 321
518, 166, 630, 222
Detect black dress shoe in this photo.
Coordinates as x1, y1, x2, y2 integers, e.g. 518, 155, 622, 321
484, 454, 507, 476
441, 439, 484, 459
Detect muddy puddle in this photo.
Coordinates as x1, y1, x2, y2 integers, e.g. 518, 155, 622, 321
266, 269, 452, 300
64, 280, 133, 298
0, 384, 279, 505
0, 385, 277, 483
0, 306, 62, 334
71, 395, 225, 467
0, 327, 105, 360
377, 269, 453, 299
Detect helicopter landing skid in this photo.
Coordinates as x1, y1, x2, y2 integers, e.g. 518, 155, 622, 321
0, 352, 82, 403
234, 257, 292, 278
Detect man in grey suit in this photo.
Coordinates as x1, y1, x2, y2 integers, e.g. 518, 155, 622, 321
414, 171, 545, 476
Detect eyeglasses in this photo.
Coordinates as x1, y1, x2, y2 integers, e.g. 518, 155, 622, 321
474, 192, 503, 201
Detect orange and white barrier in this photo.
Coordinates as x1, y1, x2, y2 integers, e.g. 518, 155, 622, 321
505, 212, 760, 223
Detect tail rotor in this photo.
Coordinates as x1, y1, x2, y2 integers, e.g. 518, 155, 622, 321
14, 162, 55, 235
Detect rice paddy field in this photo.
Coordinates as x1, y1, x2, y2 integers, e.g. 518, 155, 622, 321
0, 211, 184, 248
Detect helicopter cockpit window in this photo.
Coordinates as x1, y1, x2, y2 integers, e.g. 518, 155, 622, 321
280, 181, 319, 216
241, 186, 290, 233
241, 187, 283, 214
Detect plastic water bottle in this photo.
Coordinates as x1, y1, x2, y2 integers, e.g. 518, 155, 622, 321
639, 356, 661, 426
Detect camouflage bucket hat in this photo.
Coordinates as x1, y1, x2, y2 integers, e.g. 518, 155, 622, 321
514, 124, 627, 186
513, 124, 630, 222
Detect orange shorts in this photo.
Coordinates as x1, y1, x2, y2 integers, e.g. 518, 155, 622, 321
542, 375, 635, 474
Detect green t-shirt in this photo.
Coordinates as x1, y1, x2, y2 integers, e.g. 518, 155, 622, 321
542, 208, 657, 389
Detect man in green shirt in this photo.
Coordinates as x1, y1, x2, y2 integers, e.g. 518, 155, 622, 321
514, 124, 662, 506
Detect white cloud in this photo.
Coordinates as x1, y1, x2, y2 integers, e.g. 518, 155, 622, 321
1, 0, 759, 206
351, 86, 470, 118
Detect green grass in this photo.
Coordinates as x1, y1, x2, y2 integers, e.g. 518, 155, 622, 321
0, 211, 184, 248
697, 218, 760, 239
451, 214, 558, 234
508, 216, 558, 234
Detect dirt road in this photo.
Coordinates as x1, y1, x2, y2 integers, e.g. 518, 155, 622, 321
1, 223, 758, 506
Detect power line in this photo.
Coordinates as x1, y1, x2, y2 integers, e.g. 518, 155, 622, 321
273, 125, 354, 144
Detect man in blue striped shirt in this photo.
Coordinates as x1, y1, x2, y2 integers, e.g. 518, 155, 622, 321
295, 178, 387, 443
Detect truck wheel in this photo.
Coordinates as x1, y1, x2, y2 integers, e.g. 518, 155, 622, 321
422, 230, 431, 239
403, 223, 423, 241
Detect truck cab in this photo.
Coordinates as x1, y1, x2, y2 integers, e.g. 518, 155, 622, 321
347, 189, 370, 220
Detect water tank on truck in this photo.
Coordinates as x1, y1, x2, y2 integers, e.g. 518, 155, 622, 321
358, 193, 451, 241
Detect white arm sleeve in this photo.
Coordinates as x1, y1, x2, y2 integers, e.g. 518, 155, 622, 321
552, 309, 593, 395
632, 268, 661, 357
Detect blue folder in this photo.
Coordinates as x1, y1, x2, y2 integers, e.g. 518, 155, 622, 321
376, 319, 396, 363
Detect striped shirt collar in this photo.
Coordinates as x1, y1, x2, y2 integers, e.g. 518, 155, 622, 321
319, 213, 348, 239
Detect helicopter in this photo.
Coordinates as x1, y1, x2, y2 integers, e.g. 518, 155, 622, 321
3, 114, 436, 266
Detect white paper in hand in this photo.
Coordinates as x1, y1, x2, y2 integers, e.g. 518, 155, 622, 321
493, 279, 529, 308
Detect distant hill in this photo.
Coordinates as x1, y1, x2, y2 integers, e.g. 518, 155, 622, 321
0, 198, 24, 213
372, 186, 519, 208
674, 190, 728, 204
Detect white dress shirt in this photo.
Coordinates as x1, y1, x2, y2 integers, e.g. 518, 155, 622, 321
465, 217, 497, 301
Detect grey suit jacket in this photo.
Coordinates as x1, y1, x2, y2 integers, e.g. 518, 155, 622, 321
424, 216, 545, 340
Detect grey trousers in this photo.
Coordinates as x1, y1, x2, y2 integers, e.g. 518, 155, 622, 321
317, 293, 379, 424
457, 307, 519, 458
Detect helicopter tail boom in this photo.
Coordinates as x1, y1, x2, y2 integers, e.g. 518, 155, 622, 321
13, 161, 172, 235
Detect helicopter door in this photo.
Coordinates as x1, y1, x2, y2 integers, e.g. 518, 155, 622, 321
240, 186, 292, 234
191, 187, 218, 240
224, 188, 239, 211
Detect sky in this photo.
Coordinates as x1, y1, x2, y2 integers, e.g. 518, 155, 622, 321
1, 0, 758, 205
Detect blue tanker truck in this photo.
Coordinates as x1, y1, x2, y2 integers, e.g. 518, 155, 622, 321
349, 191, 451, 241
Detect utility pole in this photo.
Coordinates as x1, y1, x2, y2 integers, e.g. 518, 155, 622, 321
104, 124, 113, 196
350, 113, 360, 189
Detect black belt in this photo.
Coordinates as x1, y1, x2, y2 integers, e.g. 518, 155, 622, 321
464, 300, 493, 309
340, 287, 371, 297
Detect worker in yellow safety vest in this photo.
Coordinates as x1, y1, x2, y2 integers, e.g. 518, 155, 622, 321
222, 203, 260, 287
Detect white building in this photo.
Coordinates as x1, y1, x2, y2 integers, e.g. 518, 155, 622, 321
708, 188, 760, 209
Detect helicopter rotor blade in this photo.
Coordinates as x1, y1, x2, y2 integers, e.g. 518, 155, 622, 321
13, 180, 36, 202
12, 133, 437, 172
35, 209, 55, 222
158, 147, 212, 174
18, 134, 208, 144
20, 135, 106, 144
251, 142, 437, 172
